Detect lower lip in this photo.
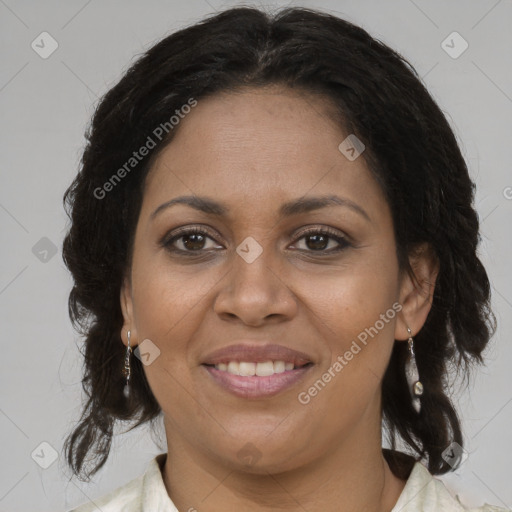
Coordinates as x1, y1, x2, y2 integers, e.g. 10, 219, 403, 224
202, 365, 313, 399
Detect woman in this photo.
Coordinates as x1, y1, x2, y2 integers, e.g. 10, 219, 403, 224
63, 6, 507, 512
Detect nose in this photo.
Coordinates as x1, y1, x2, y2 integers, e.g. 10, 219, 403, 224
213, 242, 298, 327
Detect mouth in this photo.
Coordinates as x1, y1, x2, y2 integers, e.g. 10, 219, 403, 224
203, 360, 313, 376
201, 343, 315, 399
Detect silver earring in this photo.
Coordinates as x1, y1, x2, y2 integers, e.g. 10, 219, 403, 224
404, 326, 423, 413
122, 330, 132, 398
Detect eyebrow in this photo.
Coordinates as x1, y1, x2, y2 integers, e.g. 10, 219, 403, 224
150, 194, 371, 222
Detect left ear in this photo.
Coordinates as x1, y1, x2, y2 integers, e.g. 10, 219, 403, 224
120, 274, 139, 349
394, 242, 440, 340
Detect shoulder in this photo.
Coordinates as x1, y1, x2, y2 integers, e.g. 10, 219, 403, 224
66, 453, 175, 512
67, 473, 143, 512
392, 461, 510, 512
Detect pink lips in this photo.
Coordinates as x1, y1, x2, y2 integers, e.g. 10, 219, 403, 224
201, 342, 315, 399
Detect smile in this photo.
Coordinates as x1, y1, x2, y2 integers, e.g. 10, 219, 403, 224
202, 361, 314, 399
214, 360, 305, 376
200, 342, 315, 398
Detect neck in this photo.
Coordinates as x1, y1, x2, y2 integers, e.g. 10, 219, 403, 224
161, 414, 407, 512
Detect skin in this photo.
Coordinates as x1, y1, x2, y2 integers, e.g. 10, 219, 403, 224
120, 86, 439, 512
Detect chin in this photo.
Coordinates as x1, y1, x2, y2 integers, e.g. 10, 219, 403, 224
210, 432, 310, 475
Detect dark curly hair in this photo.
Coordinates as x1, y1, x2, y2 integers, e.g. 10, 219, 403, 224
62, 6, 496, 482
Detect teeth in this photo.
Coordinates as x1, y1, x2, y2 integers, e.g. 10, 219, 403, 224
239, 362, 256, 376
214, 360, 300, 376
255, 361, 274, 376
227, 361, 239, 375
274, 360, 285, 374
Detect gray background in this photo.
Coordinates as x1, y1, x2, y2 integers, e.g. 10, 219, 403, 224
0, 1, 511, 511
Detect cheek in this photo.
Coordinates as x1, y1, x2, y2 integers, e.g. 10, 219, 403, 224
293, 253, 399, 344
131, 249, 221, 339
129, 250, 229, 406
295, 250, 399, 397
129, 257, 207, 417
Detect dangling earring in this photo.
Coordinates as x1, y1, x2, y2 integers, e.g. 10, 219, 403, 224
122, 330, 132, 398
404, 326, 423, 413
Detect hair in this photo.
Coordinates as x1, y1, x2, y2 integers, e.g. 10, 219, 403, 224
62, 6, 496, 482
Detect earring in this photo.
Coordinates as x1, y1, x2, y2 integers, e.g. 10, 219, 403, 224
122, 330, 132, 398
404, 326, 423, 413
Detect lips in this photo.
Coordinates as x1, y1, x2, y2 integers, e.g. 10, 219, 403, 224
201, 342, 315, 399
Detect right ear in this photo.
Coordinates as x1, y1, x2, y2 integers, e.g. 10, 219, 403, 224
120, 275, 138, 348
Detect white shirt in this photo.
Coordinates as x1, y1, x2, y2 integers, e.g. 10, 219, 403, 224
68, 453, 509, 512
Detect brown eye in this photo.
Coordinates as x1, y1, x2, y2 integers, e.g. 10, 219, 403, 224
304, 233, 329, 251
162, 227, 222, 253
292, 228, 351, 253
180, 232, 207, 251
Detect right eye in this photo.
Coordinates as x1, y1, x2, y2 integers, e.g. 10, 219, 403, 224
161, 226, 223, 254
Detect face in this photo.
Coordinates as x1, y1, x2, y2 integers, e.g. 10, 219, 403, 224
121, 86, 435, 474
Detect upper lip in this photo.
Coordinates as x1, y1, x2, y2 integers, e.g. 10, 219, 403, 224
201, 343, 314, 366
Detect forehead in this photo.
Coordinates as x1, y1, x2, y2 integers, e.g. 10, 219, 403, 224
141, 87, 387, 223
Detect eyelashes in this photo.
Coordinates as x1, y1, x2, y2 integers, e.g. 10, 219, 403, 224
291, 226, 351, 253
160, 225, 352, 256
161, 226, 222, 254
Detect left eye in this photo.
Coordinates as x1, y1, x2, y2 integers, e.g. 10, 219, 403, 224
291, 229, 350, 253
